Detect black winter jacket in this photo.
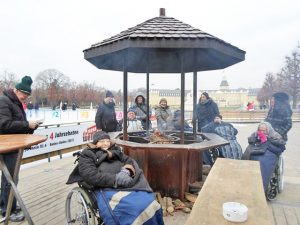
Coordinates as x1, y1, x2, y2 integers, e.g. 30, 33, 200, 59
66, 145, 152, 192
265, 103, 292, 141
95, 100, 118, 132
195, 99, 220, 131
0, 89, 34, 134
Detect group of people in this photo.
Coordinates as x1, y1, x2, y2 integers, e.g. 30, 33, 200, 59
0, 75, 293, 224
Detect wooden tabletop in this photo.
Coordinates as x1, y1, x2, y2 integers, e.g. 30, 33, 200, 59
0, 134, 47, 154
185, 158, 273, 225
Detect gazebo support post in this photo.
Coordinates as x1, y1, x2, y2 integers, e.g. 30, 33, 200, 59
193, 71, 197, 136
146, 72, 150, 135
123, 70, 128, 140
180, 53, 185, 144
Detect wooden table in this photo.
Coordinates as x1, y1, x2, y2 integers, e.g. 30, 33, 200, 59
185, 158, 273, 225
0, 134, 47, 225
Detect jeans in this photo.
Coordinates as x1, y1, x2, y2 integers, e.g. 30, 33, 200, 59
0, 152, 18, 215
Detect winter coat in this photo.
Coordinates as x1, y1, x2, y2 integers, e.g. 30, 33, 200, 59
66, 145, 152, 192
95, 99, 118, 132
242, 132, 286, 160
0, 89, 35, 135
155, 105, 173, 131
202, 121, 242, 159
265, 102, 292, 141
172, 110, 192, 131
195, 99, 220, 132
131, 95, 151, 130
242, 132, 286, 191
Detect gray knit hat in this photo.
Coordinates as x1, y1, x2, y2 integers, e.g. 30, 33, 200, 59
93, 131, 110, 144
15, 76, 33, 95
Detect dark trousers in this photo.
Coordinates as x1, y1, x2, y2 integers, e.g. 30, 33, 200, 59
0, 152, 18, 215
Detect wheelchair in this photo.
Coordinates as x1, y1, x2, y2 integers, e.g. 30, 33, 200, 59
266, 154, 284, 201
65, 151, 104, 225
65, 184, 104, 225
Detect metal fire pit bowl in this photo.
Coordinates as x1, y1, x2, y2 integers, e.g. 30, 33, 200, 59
114, 131, 228, 199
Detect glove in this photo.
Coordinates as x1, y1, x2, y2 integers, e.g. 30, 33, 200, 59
257, 130, 267, 143
115, 168, 134, 188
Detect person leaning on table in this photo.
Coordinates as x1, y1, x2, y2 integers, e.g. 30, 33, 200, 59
0, 75, 40, 222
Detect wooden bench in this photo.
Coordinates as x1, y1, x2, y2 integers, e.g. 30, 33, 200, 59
185, 158, 273, 225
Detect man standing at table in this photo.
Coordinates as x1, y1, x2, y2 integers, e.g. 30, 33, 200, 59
0, 75, 39, 222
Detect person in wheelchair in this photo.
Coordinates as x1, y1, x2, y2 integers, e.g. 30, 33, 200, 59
202, 115, 243, 159
242, 122, 286, 192
67, 131, 164, 225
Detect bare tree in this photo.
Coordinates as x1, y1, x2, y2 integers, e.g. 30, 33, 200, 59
35, 69, 70, 106
0, 70, 17, 92
278, 47, 300, 109
257, 73, 279, 104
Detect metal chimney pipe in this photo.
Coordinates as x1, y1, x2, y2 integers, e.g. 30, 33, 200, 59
159, 8, 165, 16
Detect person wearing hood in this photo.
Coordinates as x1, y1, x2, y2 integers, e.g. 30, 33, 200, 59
95, 90, 119, 132
131, 94, 151, 130
265, 92, 292, 141
242, 122, 286, 191
155, 98, 173, 131
0, 75, 40, 222
67, 131, 164, 225
195, 92, 220, 132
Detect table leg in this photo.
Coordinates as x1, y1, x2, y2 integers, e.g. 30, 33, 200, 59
0, 151, 34, 225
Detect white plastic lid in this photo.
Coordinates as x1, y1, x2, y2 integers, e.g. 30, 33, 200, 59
223, 202, 248, 223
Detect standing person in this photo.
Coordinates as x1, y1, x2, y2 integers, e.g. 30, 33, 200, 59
202, 115, 243, 159
95, 90, 119, 132
195, 92, 220, 132
27, 101, 33, 117
0, 75, 39, 222
155, 98, 173, 131
131, 94, 152, 130
265, 92, 292, 141
194, 92, 219, 165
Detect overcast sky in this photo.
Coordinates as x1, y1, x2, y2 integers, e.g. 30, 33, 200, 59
0, 0, 299, 91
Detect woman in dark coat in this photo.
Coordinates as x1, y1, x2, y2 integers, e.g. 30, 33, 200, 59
67, 131, 164, 225
242, 122, 286, 191
95, 90, 119, 132
195, 92, 220, 132
265, 92, 292, 141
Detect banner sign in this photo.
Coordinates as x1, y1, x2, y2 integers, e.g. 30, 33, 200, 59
24, 122, 98, 158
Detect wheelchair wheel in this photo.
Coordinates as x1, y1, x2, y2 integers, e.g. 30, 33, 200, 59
65, 187, 96, 225
277, 155, 284, 193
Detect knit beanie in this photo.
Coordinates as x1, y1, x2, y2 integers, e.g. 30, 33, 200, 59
272, 92, 289, 102
15, 76, 33, 95
201, 92, 209, 99
159, 98, 167, 104
93, 131, 110, 144
106, 90, 114, 98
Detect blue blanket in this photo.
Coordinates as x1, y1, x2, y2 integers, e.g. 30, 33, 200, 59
95, 190, 164, 225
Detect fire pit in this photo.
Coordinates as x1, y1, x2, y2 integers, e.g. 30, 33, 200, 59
115, 131, 228, 199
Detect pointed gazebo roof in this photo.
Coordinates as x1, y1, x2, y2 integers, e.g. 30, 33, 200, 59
84, 9, 245, 73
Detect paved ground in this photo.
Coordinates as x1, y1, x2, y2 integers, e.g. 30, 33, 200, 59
3, 122, 300, 224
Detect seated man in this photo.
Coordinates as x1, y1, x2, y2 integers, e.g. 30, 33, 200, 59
127, 108, 143, 131
67, 131, 164, 225
202, 115, 243, 159
242, 122, 286, 191
172, 110, 193, 132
